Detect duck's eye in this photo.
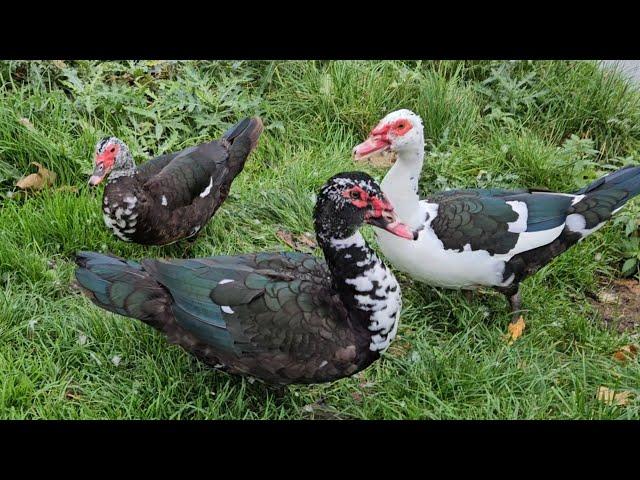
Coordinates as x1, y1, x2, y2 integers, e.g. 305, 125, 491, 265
397, 123, 405, 129
350, 190, 361, 200
109, 147, 116, 153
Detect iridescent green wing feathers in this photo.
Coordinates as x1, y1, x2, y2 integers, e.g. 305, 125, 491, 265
141, 253, 337, 357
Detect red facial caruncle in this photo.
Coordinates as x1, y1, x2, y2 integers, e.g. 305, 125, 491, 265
342, 185, 394, 218
342, 185, 370, 208
89, 141, 120, 186
96, 143, 119, 170
353, 117, 413, 160
342, 185, 416, 240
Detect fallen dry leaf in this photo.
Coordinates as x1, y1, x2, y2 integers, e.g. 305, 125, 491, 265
613, 344, 638, 363
276, 229, 318, 252
597, 386, 633, 406
18, 117, 35, 130
52, 60, 67, 70
297, 232, 317, 249
351, 391, 363, 403
15, 162, 57, 191
505, 316, 526, 344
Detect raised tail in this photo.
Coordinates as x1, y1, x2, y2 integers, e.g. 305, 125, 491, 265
75, 251, 172, 330
567, 165, 640, 237
222, 116, 263, 172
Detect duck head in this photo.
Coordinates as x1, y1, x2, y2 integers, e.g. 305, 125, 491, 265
89, 137, 134, 186
352, 109, 424, 161
314, 171, 418, 243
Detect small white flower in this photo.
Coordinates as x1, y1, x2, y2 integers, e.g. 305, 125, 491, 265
78, 333, 88, 345
111, 355, 122, 367
28, 319, 38, 330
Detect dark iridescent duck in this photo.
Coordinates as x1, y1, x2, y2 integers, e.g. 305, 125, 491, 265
75, 172, 418, 385
89, 117, 263, 245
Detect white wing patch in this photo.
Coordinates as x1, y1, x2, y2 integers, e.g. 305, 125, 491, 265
221, 305, 234, 314
506, 201, 528, 233
199, 177, 214, 198
218, 279, 234, 285
566, 213, 586, 232
161, 195, 168, 206
566, 213, 606, 237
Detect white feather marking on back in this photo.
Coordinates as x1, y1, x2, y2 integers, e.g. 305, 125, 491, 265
221, 305, 234, 314
199, 177, 214, 198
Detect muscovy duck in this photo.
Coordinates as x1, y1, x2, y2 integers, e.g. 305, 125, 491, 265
75, 172, 418, 385
89, 117, 263, 246
353, 109, 640, 335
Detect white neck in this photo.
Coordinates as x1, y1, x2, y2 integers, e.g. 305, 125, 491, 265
380, 141, 424, 228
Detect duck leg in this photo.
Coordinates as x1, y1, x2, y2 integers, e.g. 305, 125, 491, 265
508, 289, 522, 323
499, 285, 526, 343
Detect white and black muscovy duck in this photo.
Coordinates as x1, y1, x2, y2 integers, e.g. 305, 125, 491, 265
89, 117, 263, 246
75, 172, 418, 386
353, 109, 640, 334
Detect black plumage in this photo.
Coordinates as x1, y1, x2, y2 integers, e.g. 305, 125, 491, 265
75, 172, 415, 385
90, 117, 263, 246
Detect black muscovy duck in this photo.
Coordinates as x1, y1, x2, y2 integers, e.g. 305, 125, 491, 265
353, 109, 640, 338
89, 117, 263, 245
75, 172, 418, 385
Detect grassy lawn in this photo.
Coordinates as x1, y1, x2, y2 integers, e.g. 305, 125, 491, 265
1, 60, 640, 419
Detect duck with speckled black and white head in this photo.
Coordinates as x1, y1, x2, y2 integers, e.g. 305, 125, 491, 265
89, 117, 263, 246
354, 109, 640, 338
74, 172, 418, 386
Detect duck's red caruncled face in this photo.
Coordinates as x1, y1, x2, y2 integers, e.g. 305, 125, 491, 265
341, 185, 416, 240
352, 118, 413, 160
89, 142, 120, 186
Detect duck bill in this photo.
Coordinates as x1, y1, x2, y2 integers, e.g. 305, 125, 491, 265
353, 135, 390, 161
88, 164, 106, 187
366, 209, 418, 240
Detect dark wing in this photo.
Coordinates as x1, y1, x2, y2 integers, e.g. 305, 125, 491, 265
141, 252, 345, 362
427, 190, 575, 255
141, 117, 263, 210
135, 152, 182, 183
142, 141, 230, 209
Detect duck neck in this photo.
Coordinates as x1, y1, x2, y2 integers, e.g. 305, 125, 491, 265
380, 143, 424, 227
107, 155, 137, 183
318, 231, 401, 353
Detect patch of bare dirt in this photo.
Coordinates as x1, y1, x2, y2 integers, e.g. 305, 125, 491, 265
589, 278, 640, 333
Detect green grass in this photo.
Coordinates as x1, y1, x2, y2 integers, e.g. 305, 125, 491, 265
1, 60, 640, 419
